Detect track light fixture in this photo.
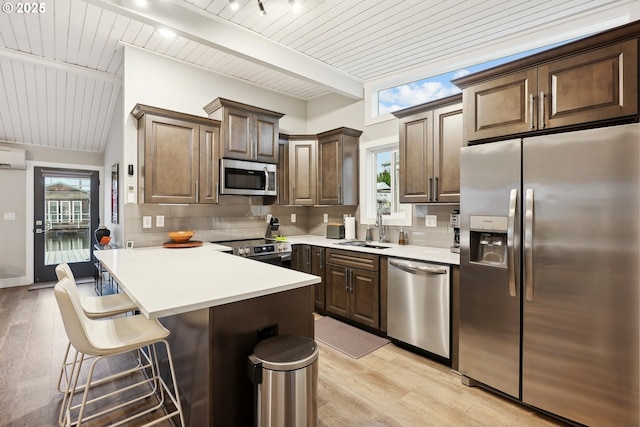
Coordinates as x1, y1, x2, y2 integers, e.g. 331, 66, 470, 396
258, 0, 266, 16
228, 0, 239, 11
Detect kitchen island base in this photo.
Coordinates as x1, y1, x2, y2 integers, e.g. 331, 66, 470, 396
160, 285, 315, 427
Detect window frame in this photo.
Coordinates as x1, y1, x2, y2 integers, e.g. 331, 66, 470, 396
359, 137, 412, 227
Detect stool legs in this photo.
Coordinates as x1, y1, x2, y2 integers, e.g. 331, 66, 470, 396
59, 341, 184, 427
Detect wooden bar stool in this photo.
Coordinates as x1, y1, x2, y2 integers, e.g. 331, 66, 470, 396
55, 263, 138, 393
54, 276, 185, 427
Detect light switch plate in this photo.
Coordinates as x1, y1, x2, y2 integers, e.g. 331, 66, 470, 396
291, 213, 296, 223
425, 215, 437, 227
143, 216, 152, 228
4, 212, 16, 221
156, 215, 164, 227
266, 214, 272, 223
323, 213, 328, 223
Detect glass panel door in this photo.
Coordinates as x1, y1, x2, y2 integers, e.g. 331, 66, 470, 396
34, 167, 99, 283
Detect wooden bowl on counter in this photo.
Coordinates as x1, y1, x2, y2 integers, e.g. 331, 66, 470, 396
168, 230, 195, 243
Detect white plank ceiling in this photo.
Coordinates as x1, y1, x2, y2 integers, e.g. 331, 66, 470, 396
0, 0, 638, 152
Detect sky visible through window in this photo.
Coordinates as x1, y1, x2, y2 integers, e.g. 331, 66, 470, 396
378, 41, 573, 115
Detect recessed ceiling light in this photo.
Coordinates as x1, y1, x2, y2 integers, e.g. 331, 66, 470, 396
135, 0, 147, 6
229, 0, 239, 11
158, 28, 177, 38
288, 0, 301, 12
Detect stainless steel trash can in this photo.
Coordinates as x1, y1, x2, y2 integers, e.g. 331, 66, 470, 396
248, 335, 319, 427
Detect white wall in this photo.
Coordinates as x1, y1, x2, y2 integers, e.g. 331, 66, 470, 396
0, 167, 26, 284
103, 90, 124, 248
122, 46, 309, 207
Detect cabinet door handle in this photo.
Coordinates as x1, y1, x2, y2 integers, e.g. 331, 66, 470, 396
215, 182, 219, 204
338, 185, 342, 204
529, 93, 535, 129
434, 177, 439, 202
195, 180, 199, 203
276, 185, 280, 204
539, 91, 546, 129
428, 177, 433, 202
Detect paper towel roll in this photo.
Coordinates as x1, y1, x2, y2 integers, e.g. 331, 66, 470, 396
345, 216, 356, 240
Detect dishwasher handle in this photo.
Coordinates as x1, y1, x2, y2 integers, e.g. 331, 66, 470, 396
389, 259, 448, 275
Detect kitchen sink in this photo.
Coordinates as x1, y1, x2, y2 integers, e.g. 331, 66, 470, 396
334, 240, 391, 249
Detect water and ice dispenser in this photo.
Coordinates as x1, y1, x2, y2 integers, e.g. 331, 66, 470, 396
469, 216, 508, 266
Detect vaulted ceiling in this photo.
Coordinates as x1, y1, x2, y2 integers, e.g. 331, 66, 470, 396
0, 0, 638, 152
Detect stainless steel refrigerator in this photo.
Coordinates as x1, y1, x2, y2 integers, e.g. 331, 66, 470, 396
459, 123, 639, 426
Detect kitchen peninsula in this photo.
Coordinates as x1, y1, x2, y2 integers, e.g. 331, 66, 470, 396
94, 244, 320, 427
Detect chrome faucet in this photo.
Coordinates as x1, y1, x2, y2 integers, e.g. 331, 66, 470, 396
376, 211, 387, 243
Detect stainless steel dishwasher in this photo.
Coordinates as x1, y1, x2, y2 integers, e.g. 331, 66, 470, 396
387, 258, 450, 359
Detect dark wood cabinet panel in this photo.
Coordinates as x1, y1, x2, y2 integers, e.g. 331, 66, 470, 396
458, 38, 638, 142
462, 69, 536, 141
317, 128, 361, 205
396, 95, 463, 203
289, 138, 317, 205
325, 248, 380, 329
434, 103, 464, 203
350, 268, 379, 328
204, 98, 283, 163
312, 246, 325, 309
132, 105, 221, 204
199, 125, 220, 204
539, 40, 638, 130
325, 263, 350, 318
277, 136, 290, 205
292, 245, 325, 310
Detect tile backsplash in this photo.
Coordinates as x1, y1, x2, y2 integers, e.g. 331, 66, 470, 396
123, 197, 457, 249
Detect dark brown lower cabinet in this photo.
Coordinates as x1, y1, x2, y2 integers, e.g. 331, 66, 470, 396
292, 245, 325, 310
325, 249, 379, 329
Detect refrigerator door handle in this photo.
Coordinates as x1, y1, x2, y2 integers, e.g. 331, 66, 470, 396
507, 188, 518, 297
524, 188, 534, 301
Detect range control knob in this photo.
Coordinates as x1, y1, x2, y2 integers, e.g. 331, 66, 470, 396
238, 248, 246, 256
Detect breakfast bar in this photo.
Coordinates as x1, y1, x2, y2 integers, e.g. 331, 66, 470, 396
94, 244, 320, 427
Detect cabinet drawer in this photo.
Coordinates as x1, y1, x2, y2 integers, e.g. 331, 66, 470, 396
326, 249, 379, 272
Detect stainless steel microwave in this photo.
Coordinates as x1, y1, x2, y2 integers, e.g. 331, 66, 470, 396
219, 158, 277, 196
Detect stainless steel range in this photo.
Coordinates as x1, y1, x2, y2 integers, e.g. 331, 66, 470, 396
215, 238, 292, 268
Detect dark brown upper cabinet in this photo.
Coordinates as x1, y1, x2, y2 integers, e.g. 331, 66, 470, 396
394, 94, 464, 204
453, 24, 639, 143
204, 98, 284, 163
132, 104, 221, 204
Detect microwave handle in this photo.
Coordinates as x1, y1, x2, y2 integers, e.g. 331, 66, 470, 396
263, 167, 268, 192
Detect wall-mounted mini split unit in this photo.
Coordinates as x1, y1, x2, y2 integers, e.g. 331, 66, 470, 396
0, 147, 26, 170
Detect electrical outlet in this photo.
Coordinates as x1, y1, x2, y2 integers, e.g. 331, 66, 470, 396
143, 216, 152, 228
425, 215, 437, 227
266, 213, 272, 223
4, 212, 16, 221
291, 213, 296, 223
323, 213, 328, 223
156, 215, 164, 227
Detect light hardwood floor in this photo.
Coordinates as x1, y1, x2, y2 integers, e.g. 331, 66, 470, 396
0, 284, 567, 427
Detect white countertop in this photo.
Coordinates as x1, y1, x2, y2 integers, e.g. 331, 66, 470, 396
94, 243, 320, 319
285, 235, 460, 265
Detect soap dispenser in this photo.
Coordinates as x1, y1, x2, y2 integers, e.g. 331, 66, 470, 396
398, 227, 407, 245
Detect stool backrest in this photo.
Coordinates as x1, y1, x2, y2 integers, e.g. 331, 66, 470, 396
55, 263, 75, 283
54, 277, 97, 355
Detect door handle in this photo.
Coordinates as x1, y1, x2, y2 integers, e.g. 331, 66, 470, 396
507, 189, 517, 297
34, 228, 44, 234
529, 93, 535, 129
389, 259, 447, 274
524, 188, 534, 301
